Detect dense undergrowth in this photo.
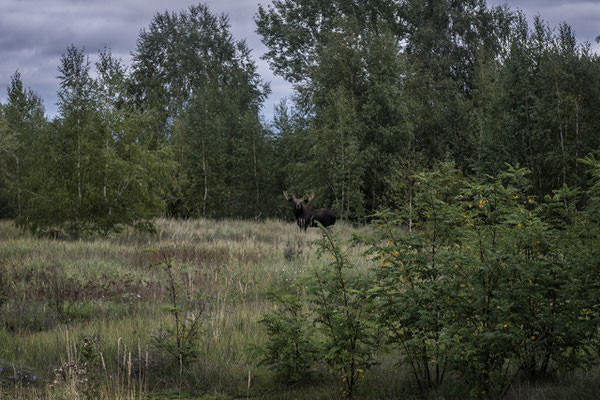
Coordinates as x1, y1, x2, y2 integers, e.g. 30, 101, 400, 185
2, 163, 600, 399
258, 164, 600, 399
0, 218, 368, 399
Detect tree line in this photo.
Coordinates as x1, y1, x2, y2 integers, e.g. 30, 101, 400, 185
1, 1, 600, 237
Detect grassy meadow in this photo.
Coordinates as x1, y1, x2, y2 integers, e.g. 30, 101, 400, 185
0, 218, 375, 399
0, 218, 599, 399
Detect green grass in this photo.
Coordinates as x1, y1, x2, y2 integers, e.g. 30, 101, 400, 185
0, 218, 359, 399
0, 218, 599, 399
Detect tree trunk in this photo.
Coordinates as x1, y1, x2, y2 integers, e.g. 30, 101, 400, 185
76, 128, 82, 239
16, 155, 21, 216
252, 135, 259, 216
555, 80, 567, 187
202, 135, 208, 217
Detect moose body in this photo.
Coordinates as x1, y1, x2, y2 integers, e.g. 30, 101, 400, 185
283, 191, 337, 230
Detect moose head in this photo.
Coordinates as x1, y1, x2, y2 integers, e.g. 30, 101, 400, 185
284, 191, 314, 212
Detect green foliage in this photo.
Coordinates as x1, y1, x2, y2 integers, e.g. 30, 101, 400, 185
11, 46, 172, 238
310, 228, 377, 398
263, 18, 413, 218
2, 215, 600, 398
368, 162, 465, 392
0, 72, 46, 219
255, 0, 401, 86
368, 162, 600, 398
256, 0, 600, 220
130, 4, 270, 219
131, 4, 270, 136
4, 0, 600, 225
261, 227, 377, 397
178, 76, 268, 218
258, 292, 320, 383
150, 249, 204, 367
0, 109, 17, 216
311, 87, 365, 220
266, 99, 313, 217
6, 1, 600, 395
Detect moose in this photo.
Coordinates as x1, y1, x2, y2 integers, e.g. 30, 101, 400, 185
283, 191, 337, 231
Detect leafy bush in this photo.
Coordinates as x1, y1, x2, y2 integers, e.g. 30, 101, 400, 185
258, 292, 320, 383
262, 161, 600, 398
149, 249, 205, 367
261, 227, 377, 398
369, 163, 600, 397
310, 228, 378, 398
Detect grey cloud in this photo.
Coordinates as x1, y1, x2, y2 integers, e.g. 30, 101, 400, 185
2, 0, 596, 121
537, 2, 600, 42
0, 0, 289, 120
491, 0, 600, 45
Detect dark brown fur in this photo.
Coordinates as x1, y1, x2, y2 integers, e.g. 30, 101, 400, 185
283, 191, 336, 231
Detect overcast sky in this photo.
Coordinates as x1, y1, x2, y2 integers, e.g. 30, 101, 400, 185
1, 0, 599, 122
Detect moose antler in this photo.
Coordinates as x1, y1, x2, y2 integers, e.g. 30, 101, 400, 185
306, 193, 315, 203
283, 190, 291, 201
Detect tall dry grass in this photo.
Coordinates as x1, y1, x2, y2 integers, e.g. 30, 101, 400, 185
1, 218, 599, 399
0, 218, 370, 399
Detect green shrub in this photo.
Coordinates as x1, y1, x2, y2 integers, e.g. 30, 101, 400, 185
149, 249, 205, 368
261, 227, 377, 398
309, 227, 378, 398
258, 292, 320, 383
368, 163, 600, 398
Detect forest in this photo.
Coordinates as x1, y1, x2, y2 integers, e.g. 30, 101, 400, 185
1, 1, 600, 234
2, 0, 600, 399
